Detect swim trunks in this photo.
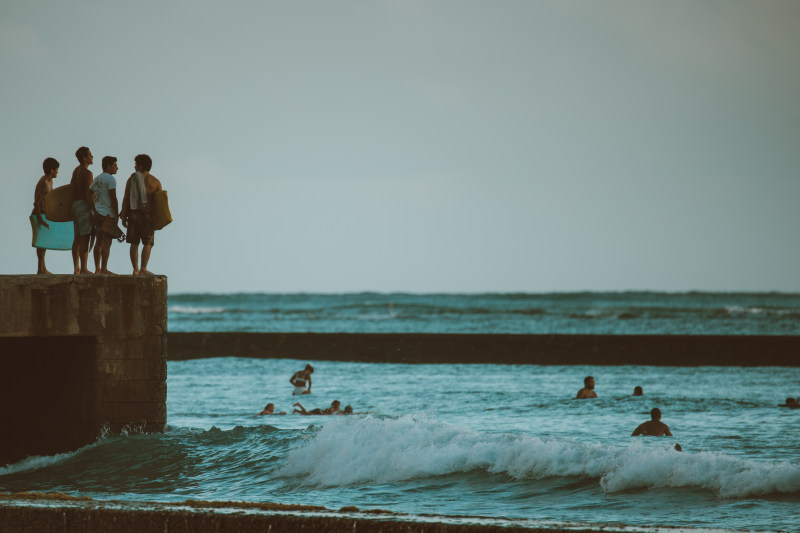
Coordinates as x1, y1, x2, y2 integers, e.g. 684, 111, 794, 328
126, 209, 154, 246
71, 200, 92, 237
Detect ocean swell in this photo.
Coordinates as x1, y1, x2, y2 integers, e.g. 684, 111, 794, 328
279, 416, 800, 498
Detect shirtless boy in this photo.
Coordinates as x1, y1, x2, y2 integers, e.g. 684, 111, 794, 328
70, 147, 94, 274
576, 376, 597, 399
31, 157, 59, 274
632, 408, 673, 437
120, 154, 162, 275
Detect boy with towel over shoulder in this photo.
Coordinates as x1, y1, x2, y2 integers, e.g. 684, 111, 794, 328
120, 154, 162, 275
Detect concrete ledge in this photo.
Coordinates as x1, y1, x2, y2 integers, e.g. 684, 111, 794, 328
167, 332, 800, 366
0, 504, 613, 533
0, 275, 168, 466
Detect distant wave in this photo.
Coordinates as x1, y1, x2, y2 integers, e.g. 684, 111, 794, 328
279, 416, 800, 498
169, 305, 226, 315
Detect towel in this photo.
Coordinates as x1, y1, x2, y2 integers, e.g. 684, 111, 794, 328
129, 172, 148, 210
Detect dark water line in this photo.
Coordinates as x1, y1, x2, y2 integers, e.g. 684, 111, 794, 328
166, 332, 800, 366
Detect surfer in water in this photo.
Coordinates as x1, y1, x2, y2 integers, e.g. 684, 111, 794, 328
289, 364, 314, 395
258, 403, 286, 415
632, 407, 673, 436
576, 376, 597, 399
292, 400, 340, 415
32, 157, 59, 274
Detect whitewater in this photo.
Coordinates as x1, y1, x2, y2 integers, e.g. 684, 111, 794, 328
2, 357, 799, 532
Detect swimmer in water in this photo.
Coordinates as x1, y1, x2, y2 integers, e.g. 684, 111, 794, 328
258, 403, 286, 415
632, 407, 673, 437
576, 376, 597, 399
289, 364, 314, 395
293, 400, 341, 415
633, 385, 643, 396
779, 397, 799, 409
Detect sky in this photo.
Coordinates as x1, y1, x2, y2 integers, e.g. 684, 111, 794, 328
1, 0, 798, 294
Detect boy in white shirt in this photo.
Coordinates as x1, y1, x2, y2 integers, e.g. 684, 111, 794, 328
89, 156, 119, 274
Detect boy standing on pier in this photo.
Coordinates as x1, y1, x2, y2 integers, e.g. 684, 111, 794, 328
31, 157, 60, 274
121, 154, 162, 275
89, 156, 119, 274
71, 146, 94, 275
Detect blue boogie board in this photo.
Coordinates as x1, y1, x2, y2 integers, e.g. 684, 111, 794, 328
30, 215, 73, 250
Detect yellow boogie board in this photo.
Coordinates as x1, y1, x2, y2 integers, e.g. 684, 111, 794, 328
44, 184, 74, 222
151, 190, 172, 230
30, 215, 73, 250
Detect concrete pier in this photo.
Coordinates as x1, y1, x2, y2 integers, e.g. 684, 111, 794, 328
0, 275, 167, 467
167, 332, 800, 366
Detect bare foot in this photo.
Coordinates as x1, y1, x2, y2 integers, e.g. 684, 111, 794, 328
37, 269, 53, 275
74, 268, 81, 275
141, 269, 155, 276
133, 269, 141, 275
100, 270, 116, 275
80, 269, 93, 275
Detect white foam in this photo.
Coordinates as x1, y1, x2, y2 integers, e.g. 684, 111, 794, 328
0, 445, 92, 477
279, 416, 800, 497
169, 305, 225, 315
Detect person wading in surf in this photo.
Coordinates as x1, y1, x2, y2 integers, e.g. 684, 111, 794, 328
632, 407, 673, 437
289, 364, 314, 395
576, 376, 597, 399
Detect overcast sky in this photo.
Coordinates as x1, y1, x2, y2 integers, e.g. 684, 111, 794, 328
2, 1, 798, 293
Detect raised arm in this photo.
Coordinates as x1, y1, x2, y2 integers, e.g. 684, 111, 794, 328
120, 177, 131, 225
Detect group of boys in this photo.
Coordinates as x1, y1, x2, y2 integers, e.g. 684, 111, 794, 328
32, 146, 163, 275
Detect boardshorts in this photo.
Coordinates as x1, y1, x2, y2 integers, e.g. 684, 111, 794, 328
71, 200, 92, 237
126, 209, 154, 246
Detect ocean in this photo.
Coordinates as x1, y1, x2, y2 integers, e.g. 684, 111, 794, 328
166, 292, 800, 335
2, 292, 799, 532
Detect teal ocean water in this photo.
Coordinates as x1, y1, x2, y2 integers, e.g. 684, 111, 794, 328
2, 293, 799, 532
167, 292, 800, 335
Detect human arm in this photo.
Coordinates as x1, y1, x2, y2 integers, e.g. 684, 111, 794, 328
33, 180, 50, 228
111, 189, 118, 218
120, 177, 132, 226
663, 424, 672, 437
632, 424, 644, 436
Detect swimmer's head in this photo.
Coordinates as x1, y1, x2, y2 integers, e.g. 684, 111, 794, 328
633, 386, 643, 396
343, 405, 353, 415
305, 364, 314, 373
332, 400, 341, 409
264, 403, 274, 411
786, 397, 798, 407
584, 376, 595, 389
651, 407, 662, 420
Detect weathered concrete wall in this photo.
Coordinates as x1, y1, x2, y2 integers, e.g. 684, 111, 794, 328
0, 275, 167, 466
0, 503, 612, 533
167, 332, 800, 366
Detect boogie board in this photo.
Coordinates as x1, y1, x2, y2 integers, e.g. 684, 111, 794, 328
30, 215, 73, 250
151, 190, 172, 230
44, 184, 74, 222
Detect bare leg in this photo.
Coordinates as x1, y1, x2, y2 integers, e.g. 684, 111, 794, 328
79, 235, 92, 274
100, 236, 114, 274
292, 402, 307, 414
130, 244, 140, 275
93, 236, 101, 273
72, 237, 80, 274
141, 243, 153, 274
36, 249, 51, 274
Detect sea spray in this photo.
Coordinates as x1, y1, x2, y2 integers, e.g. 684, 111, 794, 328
279, 416, 800, 498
